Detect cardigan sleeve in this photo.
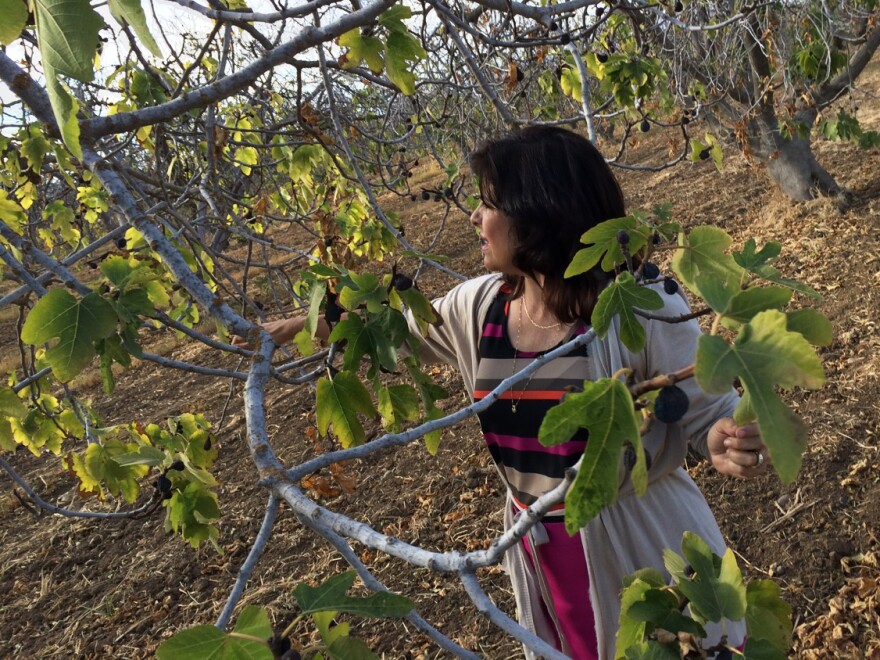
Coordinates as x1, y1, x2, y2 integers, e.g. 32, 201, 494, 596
641, 285, 740, 458
402, 274, 503, 395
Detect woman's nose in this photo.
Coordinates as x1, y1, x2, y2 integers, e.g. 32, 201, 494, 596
469, 204, 482, 227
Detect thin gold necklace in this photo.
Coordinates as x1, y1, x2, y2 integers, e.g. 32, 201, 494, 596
522, 296, 562, 330
510, 300, 539, 414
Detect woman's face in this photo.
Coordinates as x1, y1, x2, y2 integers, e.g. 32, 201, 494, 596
470, 201, 518, 274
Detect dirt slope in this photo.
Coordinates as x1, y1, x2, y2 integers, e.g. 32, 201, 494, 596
1, 77, 879, 658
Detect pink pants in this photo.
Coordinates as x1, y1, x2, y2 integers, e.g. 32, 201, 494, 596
521, 519, 598, 659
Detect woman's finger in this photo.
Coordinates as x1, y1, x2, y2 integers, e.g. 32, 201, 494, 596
727, 447, 770, 472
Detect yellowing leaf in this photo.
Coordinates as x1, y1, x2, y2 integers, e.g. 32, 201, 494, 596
43, 200, 80, 246
339, 29, 385, 74
21, 126, 51, 170
316, 372, 377, 448
0, 189, 27, 233
67, 438, 150, 502
234, 146, 258, 176
672, 225, 746, 300
560, 67, 582, 101
0, 0, 27, 45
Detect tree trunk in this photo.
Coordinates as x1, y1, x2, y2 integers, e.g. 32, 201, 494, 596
731, 109, 843, 202
764, 135, 841, 202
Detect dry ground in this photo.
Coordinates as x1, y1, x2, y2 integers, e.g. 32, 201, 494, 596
1, 79, 879, 658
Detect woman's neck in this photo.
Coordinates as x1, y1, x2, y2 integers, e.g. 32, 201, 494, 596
521, 276, 557, 326
508, 275, 571, 352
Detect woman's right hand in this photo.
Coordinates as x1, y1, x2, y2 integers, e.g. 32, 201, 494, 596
231, 317, 303, 349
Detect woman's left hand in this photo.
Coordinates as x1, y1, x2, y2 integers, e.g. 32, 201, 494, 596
706, 417, 770, 478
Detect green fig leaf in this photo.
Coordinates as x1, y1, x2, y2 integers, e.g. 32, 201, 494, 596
108, 0, 162, 56
696, 310, 824, 482
724, 286, 792, 324
785, 308, 832, 346
615, 578, 652, 658
293, 571, 414, 618
675, 532, 746, 623
21, 289, 118, 381
0, 387, 27, 418
733, 238, 781, 270
592, 271, 664, 353
745, 579, 792, 654
329, 307, 408, 378
565, 216, 641, 276
327, 635, 378, 660
539, 378, 640, 532
232, 605, 273, 639
43, 66, 83, 158
384, 32, 425, 96
625, 589, 706, 636
338, 272, 386, 313
34, 0, 103, 81
156, 622, 271, 660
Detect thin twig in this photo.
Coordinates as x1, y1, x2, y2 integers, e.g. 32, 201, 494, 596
760, 499, 820, 534
0, 456, 161, 520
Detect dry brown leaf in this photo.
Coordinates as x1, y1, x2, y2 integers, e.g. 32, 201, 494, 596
329, 462, 357, 494
302, 474, 341, 499
505, 61, 519, 94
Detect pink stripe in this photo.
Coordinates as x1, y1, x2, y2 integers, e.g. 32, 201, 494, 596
482, 323, 504, 338
484, 432, 586, 456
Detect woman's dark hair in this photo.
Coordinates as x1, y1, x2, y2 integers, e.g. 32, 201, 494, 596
469, 126, 626, 324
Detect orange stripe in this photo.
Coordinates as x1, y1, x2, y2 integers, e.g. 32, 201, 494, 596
473, 390, 564, 400
512, 493, 566, 513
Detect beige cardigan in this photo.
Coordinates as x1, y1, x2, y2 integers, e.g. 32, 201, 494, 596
410, 273, 746, 658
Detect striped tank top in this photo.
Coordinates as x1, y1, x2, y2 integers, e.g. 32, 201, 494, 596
473, 287, 590, 517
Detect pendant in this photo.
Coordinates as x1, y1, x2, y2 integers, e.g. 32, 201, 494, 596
511, 402, 517, 414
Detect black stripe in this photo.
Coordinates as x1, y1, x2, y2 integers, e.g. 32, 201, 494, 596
478, 399, 590, 440
487, 445, 584, 478
479, 336, 590, 360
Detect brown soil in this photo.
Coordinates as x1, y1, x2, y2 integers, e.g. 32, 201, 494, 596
2, 81, 880, 658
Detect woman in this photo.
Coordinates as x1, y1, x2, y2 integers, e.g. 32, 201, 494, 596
243, 127, 766, 658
